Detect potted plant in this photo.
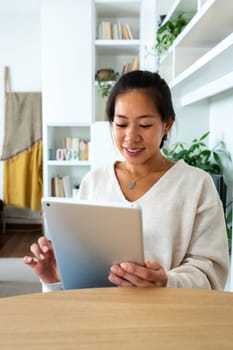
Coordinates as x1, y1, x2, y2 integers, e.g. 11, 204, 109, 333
95, 68, 119, 98
162, 131, 233, 252
163, 132, 233, 179
72, 183, 80, 198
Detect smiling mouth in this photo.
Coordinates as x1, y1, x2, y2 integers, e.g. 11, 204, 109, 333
124, 147, 144, 154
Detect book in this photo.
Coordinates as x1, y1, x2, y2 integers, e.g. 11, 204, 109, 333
125, 24, 133, 40
101, 21, 112, 40
63, 137, 72, 149
72, 137, 80, 160
117, 22, 122, 40
63, 176, 72, 198
121, 24, 133, 40
98, 22, 103, 39
121, 62, 129, 75
121, 24, 128, 40
51, 177, 56, 196
53, 177, 65, 197
79, 140, 85, 160
83, 141, 89, 161
112, 23, 119, 40
131, 56, 140, 71
58, 177, 65, 197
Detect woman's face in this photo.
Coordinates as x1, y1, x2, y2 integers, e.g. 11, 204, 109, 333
112, 90, 173, 165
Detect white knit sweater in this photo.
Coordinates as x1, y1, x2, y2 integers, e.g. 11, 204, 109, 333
42, 160, 229, 292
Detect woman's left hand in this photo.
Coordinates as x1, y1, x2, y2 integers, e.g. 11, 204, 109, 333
108, 260, 167, 287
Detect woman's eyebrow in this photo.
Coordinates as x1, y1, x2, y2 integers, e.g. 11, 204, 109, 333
114, 115, 127, 119
114, 114, 156, 119
137, 115, 156, 119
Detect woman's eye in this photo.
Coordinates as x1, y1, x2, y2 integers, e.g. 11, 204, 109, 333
115, 123, 127, 128
140, 124, 152, 128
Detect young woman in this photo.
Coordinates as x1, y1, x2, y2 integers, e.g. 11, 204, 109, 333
24, 70, 229, 291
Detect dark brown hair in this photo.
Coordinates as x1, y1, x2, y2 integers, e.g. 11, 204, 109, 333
106, 70, 175, 148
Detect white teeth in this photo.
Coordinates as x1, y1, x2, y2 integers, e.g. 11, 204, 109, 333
127, 148, 140, 153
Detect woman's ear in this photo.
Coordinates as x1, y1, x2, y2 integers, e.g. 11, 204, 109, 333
164, 119, 174, 134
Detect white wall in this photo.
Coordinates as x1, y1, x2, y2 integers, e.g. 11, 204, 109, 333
207, 92, 233, 291
208, 91, 233, 193
0, 1, 41, 221
41, 0, 93, 124
209, 91, 233, 154
209, 92, 233, 189
140, 0, 158, 72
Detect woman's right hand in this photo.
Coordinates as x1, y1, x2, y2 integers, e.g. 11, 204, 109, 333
23, 236, 61, 284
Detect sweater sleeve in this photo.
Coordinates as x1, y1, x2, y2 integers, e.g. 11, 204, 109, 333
166, 199, 229, 290
41, 280, 63, 293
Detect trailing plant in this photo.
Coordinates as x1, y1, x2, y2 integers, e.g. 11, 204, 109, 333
97, 81, 114, 98
95, 69, 119, 98
156, 13, 190, 58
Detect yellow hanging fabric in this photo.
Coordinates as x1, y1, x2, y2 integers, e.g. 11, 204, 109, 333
1, 66, 43, 211
3, 142, 43, 211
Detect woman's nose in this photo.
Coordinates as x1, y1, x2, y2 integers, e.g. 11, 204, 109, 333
124, 126, 141, 143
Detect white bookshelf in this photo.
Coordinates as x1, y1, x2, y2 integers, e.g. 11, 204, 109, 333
94, 0, 141, 66
43, 124, 91, 197
162, 0, 197, 25
159, 0, 233, 88
94, 0, 157, 121
41, 0, 157, 198
94, 0, 141, 122
41, 1, 93, 198
181, 71, 233, 106
170, 32, 233, 88
95, 39, 140, 55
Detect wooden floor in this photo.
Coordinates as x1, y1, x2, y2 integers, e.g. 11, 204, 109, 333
0, 224, 43, 257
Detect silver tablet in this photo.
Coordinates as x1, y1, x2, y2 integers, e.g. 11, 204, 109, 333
42, 197, 144, 289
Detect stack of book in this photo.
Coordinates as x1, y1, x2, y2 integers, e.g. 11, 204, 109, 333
121, 56, 140, 75
63, 137, 90, 161
97, 21, 133, 40
51, 175, 72, 198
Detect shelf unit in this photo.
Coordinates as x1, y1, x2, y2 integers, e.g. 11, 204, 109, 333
94, 1, 141, 73
161, 0, 197, 24
43, 124, 91, 197
159, 0, 233, 96
41, 0, 157, 199
156, 0, 233, 143
181, 71, 233, 106
41, 1, 93, 199
95, 39, 140, 55
94, 0, 142, 121
155, 0, 233, 154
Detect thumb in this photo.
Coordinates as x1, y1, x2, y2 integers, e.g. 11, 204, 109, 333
145, 260, 161, 271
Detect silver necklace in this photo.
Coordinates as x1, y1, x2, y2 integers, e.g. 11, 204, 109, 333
126, 170, 149, 190
125, 157, 165, 190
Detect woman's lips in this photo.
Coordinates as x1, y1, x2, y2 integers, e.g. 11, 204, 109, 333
123, 147, 144, 157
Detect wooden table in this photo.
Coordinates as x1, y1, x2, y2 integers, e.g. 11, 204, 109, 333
0, 287, 233, 349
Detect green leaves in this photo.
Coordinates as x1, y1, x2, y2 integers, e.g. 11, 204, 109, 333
163, 132, 233, 253
162, 132, 222, 175
97, 81, 114, 98
156, 14, 190, 57
162, 131, 233, 186
96, 70, 119, 98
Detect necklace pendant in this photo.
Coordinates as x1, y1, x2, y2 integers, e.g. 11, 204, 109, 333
128, 181, 136, 190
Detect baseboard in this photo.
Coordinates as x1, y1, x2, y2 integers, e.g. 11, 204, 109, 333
5, 223, 43, 232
